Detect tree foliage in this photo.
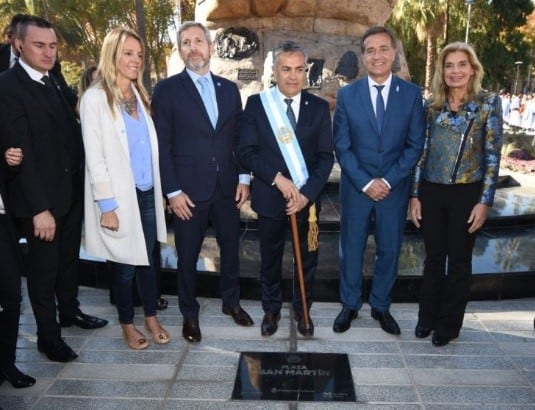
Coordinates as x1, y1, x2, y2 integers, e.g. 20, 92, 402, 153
0, 0, 181, 87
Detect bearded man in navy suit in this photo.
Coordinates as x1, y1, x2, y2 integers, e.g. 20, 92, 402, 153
332, 26, 425, 335
152, 21, 253, 344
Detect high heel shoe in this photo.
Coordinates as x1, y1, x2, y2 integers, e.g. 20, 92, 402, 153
121, 325, 149, 350
144, 321, 171, 344
0, 365, 36, 388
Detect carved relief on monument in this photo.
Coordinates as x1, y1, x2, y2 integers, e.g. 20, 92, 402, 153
214, 27, 259, 60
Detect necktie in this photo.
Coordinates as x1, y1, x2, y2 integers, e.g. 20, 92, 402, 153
41, 75, 55, 90
374, 85, 385, 132
198, 76, 217, 128
284, 98, 297, 130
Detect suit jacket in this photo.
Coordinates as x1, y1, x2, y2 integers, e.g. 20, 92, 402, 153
0, 43, 11, 72
238, 90, 334, 218
80, 85, 167, 265
333, 75, 425, 205
0, 62, 83, 218
152, 69, 244, 201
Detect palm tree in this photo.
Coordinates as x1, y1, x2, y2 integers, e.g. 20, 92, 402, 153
391, 0, 448, 94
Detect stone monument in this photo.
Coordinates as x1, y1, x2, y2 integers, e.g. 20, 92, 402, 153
171, 0, 409, 109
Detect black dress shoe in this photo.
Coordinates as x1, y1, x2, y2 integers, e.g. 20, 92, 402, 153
222, 305, 254, 327
261, 312, 281, 336
371, 309, 401, 335
37, 338, 78, 362
60, 311, 108, 329
296, 315, 314, 337
0, 365, 36, 388
415, 324, 433, 338
182, 318, 201, 343
156, 298, 168, 310
432, 333, 454, 347
333, 307, 358, 333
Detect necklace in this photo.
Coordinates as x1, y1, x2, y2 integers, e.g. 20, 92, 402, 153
121, 94, 137, 115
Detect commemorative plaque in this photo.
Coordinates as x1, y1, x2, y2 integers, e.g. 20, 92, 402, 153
231, 352, 356, 402
237, 69, 258, 82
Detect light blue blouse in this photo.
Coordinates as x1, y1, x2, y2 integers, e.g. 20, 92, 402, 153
97, 103, 153, 213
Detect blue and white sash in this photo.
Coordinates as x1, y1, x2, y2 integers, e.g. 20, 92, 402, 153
259, 87, 309, 189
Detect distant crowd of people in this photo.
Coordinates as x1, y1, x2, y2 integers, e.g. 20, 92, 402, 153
500, 90, 535, 132
0, 13, 504, 390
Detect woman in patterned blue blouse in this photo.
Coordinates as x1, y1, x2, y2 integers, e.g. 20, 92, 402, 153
409, 42, 503, 347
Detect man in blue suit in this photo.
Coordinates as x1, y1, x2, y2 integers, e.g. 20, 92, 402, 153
239, 41, 334, 337
333, 26, 425, 335
152, 21, 253, 343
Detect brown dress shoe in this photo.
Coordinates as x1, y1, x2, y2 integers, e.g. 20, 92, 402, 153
261, 312, 281, 336
182, 318, 201, 343
222, 305, 254, 326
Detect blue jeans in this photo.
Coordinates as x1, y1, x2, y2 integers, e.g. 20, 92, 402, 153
112, 188, 158, 324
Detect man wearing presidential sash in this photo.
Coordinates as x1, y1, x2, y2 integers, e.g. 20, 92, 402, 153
238, 41, 334, 337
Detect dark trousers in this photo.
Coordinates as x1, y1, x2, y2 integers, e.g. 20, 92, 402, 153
112, 188, 158, 324
0, 213, 23, 368
173, 180, 240, 319
257, 203, 319, 316
418, 181, 481, 338
19, 189, 82, 343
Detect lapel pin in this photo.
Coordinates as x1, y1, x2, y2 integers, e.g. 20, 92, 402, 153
396, 85, 399, 93
217, 82, 221, 87
305, 100, 309, 105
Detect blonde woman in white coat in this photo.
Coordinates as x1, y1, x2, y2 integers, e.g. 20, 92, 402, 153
80, 27, 169, 349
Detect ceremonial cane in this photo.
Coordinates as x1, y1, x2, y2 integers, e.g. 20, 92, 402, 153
289, 213, 311, 330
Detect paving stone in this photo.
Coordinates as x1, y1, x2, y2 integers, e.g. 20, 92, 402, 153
5, 284, 534, 409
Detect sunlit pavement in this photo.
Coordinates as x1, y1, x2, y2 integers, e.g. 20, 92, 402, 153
1, 281, 534, 409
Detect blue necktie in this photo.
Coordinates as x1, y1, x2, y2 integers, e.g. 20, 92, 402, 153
284, 98, 297, 130
374, 85, 385, 133
198, 76, 217, 128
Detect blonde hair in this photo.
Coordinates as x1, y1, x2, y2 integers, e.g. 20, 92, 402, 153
430, 42, 484, 110
97, 27, 150, 116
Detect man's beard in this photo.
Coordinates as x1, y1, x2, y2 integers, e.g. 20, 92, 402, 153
184, 54, 209, 72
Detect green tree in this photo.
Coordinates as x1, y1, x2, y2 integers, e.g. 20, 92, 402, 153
390, 0, 448, 94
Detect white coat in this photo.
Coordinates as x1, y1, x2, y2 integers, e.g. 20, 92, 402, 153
80, 84, 167, 265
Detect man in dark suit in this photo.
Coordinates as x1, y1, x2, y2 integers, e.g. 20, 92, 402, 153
152, 21, 253, 343
0, 16, 107, 363
238, 41, 334, 337
0, 14, 28, 72
0, 132, 35, 388
332, 26, 425, 335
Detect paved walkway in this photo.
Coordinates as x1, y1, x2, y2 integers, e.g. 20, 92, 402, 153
1, 284, 534, 409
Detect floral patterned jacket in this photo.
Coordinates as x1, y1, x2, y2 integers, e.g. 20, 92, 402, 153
411, 91, 503, 205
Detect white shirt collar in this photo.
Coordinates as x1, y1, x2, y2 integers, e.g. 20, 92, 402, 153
275, 86, 301, 111
9, 46, 18, 68
368, 73, 393, 90
18, 58, 50, 84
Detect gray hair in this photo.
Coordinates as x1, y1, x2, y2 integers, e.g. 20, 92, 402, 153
272, 41, 308, 66
177, 21, 212, 45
